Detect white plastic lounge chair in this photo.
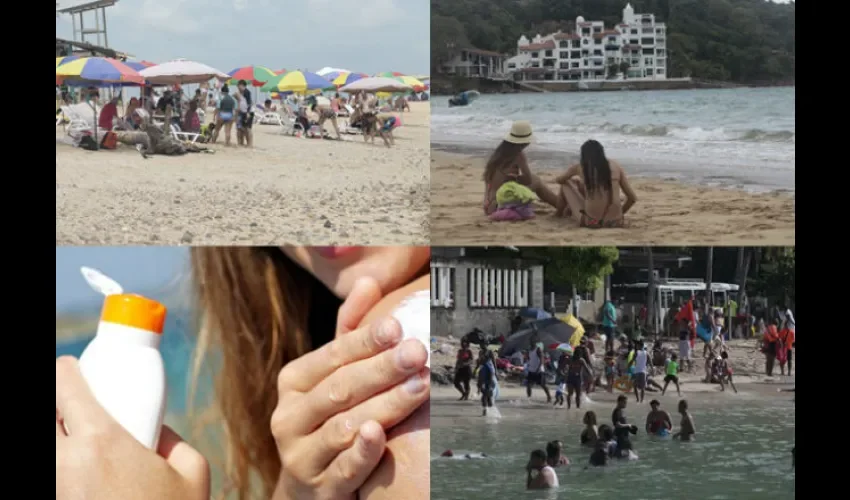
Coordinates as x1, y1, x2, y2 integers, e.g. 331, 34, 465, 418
278, 104, 305, 136
254, 104, 283, 126
170, 123, 200, 143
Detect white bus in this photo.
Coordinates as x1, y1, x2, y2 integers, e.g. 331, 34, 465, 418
613, 279, 739, 334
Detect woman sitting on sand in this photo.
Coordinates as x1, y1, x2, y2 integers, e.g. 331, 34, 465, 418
554, 139, 638, 228
483, 121, 562, 216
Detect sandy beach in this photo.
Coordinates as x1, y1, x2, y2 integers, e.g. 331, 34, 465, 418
430, 151, 795, 245
56, 102, 430, 245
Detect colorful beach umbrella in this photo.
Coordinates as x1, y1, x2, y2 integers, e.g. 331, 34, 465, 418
374, 71, 405, 77
124, 60, 156, 72
56, 57, 145, 85
549, 343, 574, 353
394, 75, 426, 92
273, 69, 288, 75
227, 65, 277, 87
332, 72, 367, 88
56, 56, 80, 84
260, 70, 334, 93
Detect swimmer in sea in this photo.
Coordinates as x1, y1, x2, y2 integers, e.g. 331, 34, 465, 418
672, 399, 696, 441
588, 425, 617, 467
580, 411, 599, 448
545, 440, 570, 468
612, 395, 639, 459
644, 400, 673, 436
440, 450, 488, 459
526, 449, 559, 490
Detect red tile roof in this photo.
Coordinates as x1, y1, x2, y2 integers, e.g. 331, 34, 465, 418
464, 47, 505, 57
519, 40, 555, 51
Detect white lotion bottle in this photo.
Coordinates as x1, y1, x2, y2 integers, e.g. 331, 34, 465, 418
78, 292, 168, 449
392, 290, 430, 368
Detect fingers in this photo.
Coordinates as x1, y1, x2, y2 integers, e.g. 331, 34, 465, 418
278, 317, 402, 393
324, 421, 386, 494
308, 368, 430, 468
55, 356, 106, 436
158, 425, 211, 498
295, 338, 428, 434
336, 277, 382, 338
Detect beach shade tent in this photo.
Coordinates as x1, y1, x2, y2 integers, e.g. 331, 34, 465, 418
139, 58, 230, 85
394, 75, 427, 92
498, 317, 580, 357
227, 66, 277, 87
331, 72, 368, 88
260, 71, 334, 93
340, 77, 412, 94
518, 307, 553, 320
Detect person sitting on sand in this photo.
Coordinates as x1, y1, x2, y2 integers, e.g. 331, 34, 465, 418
526, 449, 559, 490
645, 400, 673, 437
546, 440, 570, 467
182, 99, 202, 134
482, 121, 562, 216
672, 399, 696, 441
554, 139, 638, 228
580, 411, 599, 447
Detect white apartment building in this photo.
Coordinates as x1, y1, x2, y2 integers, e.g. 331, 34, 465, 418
505, 3, 668, 82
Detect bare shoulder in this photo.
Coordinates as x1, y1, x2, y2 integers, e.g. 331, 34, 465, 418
358, 274, 430, 500
609, 159, 625, 174
358, 275, 429, 326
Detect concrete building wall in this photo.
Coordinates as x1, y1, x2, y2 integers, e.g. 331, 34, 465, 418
431, 257, 544, 337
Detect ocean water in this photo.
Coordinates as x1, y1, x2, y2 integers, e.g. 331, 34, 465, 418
55, 311, 205, 414
431, 88, 795, 192
431, 393, 795, 500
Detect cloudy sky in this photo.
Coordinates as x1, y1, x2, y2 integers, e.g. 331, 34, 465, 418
56, 0, 429, 75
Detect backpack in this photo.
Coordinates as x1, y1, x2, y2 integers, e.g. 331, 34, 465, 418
100, 131, 118, 150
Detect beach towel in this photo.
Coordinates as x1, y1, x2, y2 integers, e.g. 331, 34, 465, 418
489, 203, 535, 221
496, 181, 537, 206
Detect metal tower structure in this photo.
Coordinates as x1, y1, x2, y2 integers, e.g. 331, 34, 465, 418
57, 0, 118, 49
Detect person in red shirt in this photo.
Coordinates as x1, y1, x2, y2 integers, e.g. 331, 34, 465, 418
761, 320, 779, 376
779, 327, 795, 376
98, 96, 119, 131
454, 339, 474, 400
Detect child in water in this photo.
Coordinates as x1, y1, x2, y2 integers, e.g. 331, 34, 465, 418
580, 411, 599, 447
588, 425, 617, 467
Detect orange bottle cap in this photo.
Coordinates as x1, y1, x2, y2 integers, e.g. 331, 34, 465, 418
100, 294, 167, 334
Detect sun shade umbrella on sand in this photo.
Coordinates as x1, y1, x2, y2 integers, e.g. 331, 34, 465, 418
260, 70, 334, 93
316, 67, 350, 77
139, 58, 230, 85
227, 66, 277, 87
393, 75, 427, 92
56, 57, 145, 143
340, 76, 412, 94
56, 55, 79, 84
497, 318, 580, 358
331, 72, 368, 88
123, 60, 157, 72
374, 71, 405, 77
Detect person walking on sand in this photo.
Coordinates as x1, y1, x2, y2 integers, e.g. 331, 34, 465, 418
760, 319, 780, 376
479, 350, 497, 416
211, 84, 236, 146
601, 298, 618, 353
554, 139, 638, 228
628, 340, 649, 403
661, 353, 682, 396
482, 121, 562, 216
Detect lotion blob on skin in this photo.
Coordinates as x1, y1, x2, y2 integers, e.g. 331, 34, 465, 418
391, 290, 430, 368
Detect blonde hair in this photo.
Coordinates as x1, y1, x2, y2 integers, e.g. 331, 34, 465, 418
189, 247, 340, 499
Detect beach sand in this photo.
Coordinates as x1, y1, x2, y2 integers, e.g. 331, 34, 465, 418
56, 102, 430, 245
430, 151, 795, 245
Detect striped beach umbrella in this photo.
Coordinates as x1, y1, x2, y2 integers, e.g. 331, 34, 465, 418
57, 57, 145, 85
260, 70, 334, 93
56, 56, 79, 84
374, 71, 405, 78
394, 75, 427, 92
227, 65, 277, 87
332, 72, 367, 88
124, 60, 156, 72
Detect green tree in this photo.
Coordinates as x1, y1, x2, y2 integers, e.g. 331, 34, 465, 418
524, 247, 620, 292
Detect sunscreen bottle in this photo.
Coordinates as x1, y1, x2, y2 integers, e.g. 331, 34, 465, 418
77, 268, 168, 450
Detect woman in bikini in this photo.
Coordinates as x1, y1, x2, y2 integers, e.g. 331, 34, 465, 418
555, 139, 638, 228
482, 120, 562, 215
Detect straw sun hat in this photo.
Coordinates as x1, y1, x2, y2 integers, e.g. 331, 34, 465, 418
504, 120, 533, 144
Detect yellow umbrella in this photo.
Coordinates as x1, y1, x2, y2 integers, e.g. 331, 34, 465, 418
394, 75, 426, 92
555, 314, 586, 346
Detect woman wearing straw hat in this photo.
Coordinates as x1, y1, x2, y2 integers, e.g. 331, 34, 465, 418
483, 120, 562, 215
554, 139, 639, 228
